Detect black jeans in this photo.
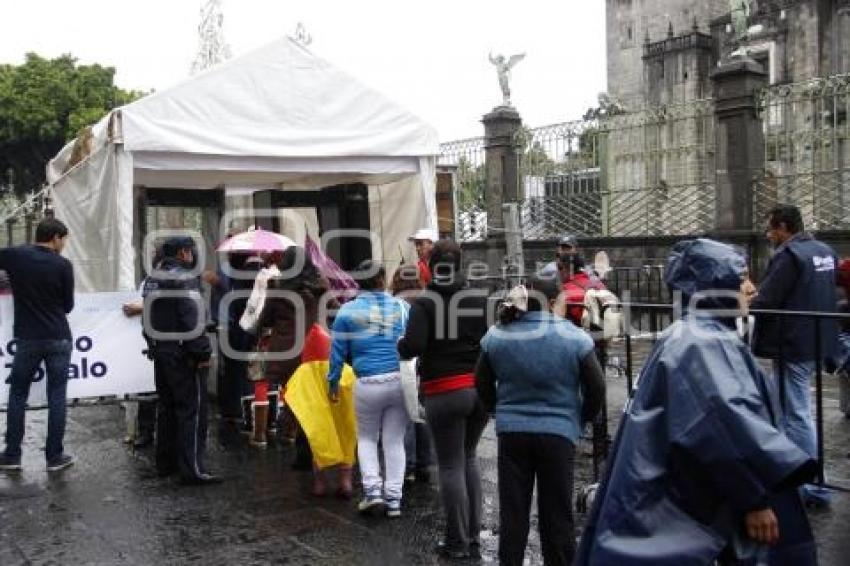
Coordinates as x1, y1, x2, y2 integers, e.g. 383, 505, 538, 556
424, 388, 488, 552
498, 432, 576, 566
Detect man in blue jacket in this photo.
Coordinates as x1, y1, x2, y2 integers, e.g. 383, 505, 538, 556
750, 206, 837, 479
0, 218, 75, 472
576, 239, 818, 566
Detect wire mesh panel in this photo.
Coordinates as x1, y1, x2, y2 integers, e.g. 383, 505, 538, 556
517, 120, 603, 239
755, 73, 850, 230
439, 137, 487, 241
602, 100, 716, 237
441, 99, 716, 241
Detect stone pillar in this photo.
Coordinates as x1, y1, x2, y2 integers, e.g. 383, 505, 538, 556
481, 106, 522, 281
710, 56, 767, 232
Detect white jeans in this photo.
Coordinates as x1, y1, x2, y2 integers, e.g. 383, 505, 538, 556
354, 373, 409, 501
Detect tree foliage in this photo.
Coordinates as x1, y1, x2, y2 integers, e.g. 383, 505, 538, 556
0, 53, 146, 196
455, 155, 486, 209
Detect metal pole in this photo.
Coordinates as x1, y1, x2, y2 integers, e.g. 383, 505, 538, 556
625, 332, 634, 396
815, 321, 825, 486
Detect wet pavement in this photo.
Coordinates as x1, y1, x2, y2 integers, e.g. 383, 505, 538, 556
1, 339, 850, 565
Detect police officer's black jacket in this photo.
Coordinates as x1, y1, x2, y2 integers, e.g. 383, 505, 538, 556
142, 257, 211, 360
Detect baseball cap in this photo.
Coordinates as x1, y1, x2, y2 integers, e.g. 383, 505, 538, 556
558, 234, 578, 248
409, 228, 439, 242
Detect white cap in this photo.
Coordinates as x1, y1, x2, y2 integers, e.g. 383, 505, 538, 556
408, 228, 439, 242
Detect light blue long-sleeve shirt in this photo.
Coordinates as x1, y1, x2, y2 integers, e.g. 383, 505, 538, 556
328, 291, 408, 389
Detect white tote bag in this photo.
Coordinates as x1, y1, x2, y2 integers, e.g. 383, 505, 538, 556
397, 300, 425, 423
400, 359, 425, 423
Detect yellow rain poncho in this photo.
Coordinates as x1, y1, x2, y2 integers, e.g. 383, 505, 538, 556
283, 324, 357, 469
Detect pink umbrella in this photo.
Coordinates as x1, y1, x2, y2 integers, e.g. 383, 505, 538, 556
216, 228, 295, 253
305, 235, 359, 302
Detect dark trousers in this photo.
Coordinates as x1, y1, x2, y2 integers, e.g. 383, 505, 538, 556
498, 432, 576, 566
3, 339, 73, 461
219, 352, 247, 417
404, 420, 433, 472
218, 326, 254, 418
424, 388, 489, 552
154, 350, 208, 480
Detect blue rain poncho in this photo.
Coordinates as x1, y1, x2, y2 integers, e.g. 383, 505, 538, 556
576, 239, 818, 566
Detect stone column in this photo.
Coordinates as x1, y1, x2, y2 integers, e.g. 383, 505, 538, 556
481, 106, 522, 281
710, 56, 767, 232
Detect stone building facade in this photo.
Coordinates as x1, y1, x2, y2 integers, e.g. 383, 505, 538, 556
607, 0, 850, 107
606, 0, 727, 108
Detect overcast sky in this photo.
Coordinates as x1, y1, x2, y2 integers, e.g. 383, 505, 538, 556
0, 0, 607, 141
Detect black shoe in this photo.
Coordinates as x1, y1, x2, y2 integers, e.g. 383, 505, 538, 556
435, 541, 470, 560
133, 434, 154, 449
46, 454, 74, 472
156, 467, 178, 479
0, 453, 22, 471
469, 542, 481, 560
179, 473, 223, 486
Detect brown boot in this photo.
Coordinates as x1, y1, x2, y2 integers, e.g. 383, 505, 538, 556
336, 465, 353, 499
250, 402, 268, 449
312, 463, 327, 497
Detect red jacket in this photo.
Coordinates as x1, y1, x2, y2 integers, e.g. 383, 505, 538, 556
562, 271, 606, 327
417, 258, 432, 286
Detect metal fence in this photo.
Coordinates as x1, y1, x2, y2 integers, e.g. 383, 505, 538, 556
438, 137, 487, 241
754, 73, 850, 230
440, 99, 717, 241
602, 100, 716, 237
0, 188, 51, 248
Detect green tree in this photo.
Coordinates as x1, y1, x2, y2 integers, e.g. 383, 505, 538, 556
516, 125, 556, 179
456, 155, 486, 209
0, 53, 146, 196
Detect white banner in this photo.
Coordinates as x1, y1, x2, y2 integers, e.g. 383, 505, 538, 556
0, 292, 155, 407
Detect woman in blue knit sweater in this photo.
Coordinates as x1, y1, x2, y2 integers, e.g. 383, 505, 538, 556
476, 276, 605, 566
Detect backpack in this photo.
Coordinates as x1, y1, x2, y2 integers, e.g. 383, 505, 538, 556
581, 288, 623, 339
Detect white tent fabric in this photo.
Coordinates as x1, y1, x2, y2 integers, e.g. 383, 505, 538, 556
48, 37, 439, 292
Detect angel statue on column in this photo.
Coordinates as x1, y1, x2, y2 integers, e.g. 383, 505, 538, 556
489, 52, 526, 107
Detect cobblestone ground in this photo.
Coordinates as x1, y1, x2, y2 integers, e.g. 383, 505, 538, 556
1, 339, 849, 565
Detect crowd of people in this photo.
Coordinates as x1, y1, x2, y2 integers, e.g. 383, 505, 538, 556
1, 204, 848, 564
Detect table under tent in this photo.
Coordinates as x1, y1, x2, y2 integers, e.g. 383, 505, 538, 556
45, 36, 439, 292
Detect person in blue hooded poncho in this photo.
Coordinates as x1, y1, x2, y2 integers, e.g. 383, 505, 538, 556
575, 238, 819, 566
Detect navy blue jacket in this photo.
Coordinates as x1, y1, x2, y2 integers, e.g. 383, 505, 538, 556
0, 244, 74, 340
578, 239, 818, 566
576, 316, 818, 565
142, 257, 211, 359
751, 234, 838, 361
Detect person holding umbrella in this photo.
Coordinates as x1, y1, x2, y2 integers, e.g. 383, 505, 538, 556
218, 228, 295, 447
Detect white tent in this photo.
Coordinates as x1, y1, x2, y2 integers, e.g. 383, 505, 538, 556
46, 36, 439, 292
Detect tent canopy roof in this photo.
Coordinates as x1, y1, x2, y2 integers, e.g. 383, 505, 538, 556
48, 36, 439, 184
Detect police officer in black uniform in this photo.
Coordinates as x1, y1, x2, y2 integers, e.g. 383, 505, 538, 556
143, 236, 220, 485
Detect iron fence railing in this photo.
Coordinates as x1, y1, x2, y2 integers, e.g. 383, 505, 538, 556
0, 187, 51, 248
755, 73, 850, 229
561, 297, 849, 494
441, 99, 717, 241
